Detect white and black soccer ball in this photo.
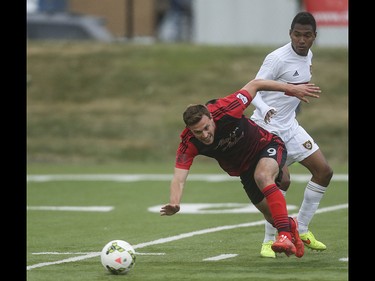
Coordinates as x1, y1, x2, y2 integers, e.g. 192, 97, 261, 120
100, 240, 136, 274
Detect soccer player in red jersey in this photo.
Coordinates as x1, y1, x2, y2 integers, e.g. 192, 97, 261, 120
160, 78, 320, 258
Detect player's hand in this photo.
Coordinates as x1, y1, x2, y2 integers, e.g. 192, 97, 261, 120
264, 108, 277, 124
160, 204, 180, 216
285, 83, 321, 103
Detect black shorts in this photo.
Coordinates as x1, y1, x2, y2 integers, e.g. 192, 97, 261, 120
240, 135, 286, 205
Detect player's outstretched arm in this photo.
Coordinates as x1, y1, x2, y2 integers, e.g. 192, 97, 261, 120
242, 79, 320, 103
160, 168, 189, 216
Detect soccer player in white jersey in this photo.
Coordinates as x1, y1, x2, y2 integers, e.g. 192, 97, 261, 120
249, 11, 333, 258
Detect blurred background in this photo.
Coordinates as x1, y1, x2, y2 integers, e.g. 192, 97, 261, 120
27, 0, 348, 47
27, 0, 348, 170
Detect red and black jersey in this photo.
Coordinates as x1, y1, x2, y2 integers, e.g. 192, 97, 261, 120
175, 89, 277, 176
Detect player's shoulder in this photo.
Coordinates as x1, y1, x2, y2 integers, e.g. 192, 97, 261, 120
268, 43, 290, 56
264, 43, 290, 63
180, 128, 194, 142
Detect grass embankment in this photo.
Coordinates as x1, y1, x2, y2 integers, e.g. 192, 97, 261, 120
27, 42, 348, 172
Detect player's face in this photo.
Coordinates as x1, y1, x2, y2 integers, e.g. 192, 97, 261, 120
289, 23, 316, 56
189, 114, 215, 145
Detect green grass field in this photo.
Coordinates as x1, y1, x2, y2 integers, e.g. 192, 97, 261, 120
27, 163, 348, 281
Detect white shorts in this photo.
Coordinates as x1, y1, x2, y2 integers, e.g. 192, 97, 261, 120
284, 126, 319, 166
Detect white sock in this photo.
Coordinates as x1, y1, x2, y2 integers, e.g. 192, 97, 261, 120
297, 181, 326, 234
263, 190, 287, 243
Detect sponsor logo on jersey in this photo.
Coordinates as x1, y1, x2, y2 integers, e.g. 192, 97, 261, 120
215, 127, 244, 151
236, 93, 248, 104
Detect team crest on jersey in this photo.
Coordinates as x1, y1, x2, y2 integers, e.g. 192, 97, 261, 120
303, 140, 313, 150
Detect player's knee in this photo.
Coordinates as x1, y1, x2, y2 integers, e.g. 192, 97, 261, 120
279, 177, 291, 191
320, 165, 333, 184
254, 170, 272, 188
326, 165, 334, 181
312, 165, 333, 187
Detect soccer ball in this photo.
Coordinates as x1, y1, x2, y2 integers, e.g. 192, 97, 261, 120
100, 240, 136, 274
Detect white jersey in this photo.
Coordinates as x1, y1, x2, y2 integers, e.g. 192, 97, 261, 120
250, 42, 313, 142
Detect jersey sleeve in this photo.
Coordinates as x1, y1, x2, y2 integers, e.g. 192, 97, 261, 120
256, 53, 281, 80
251, 93, 276, 119
175, 129, 198, 170
209, 90, 253, 119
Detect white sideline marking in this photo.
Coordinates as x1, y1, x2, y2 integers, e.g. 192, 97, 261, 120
26, 173, 348, 183
203, 254, 238, 261
339, 257, 348, 262
27, 203, 348, 271
148, 203, 298, 214
32, 252, 165, 256
26, 206, 113, 212
135, 252, 165, 256
32, 252, 99, 255
27, 203, 297, 214
27, 252, 100, 270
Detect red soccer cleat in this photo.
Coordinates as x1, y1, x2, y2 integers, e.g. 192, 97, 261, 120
290, 217, 304, 258
271, 234, 296, 257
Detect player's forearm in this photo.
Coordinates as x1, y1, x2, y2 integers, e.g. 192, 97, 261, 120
169, 178, 184, 205
251, 94, 275, 118
242, 79, 288, 96
243, 79, 320, 102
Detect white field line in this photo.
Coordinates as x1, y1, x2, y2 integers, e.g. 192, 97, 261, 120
26, 206, 114, 212
203, 254, 238, 261
27, 173, 348, 182
32, 252, 165, 256
27, 203, 348, 271
27, 203, 298, 214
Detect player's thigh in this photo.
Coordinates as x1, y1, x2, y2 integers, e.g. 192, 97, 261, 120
285, 126, 319, 166
299, 149, 333, 181
240, 168, 265, 205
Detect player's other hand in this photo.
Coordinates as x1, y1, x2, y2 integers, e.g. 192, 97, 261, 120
160, 204, 180, 216
286, 83, 321, 103
264, 108, 277, 124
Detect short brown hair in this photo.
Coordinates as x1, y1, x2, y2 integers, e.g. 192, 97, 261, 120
183, 104, 211, 127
